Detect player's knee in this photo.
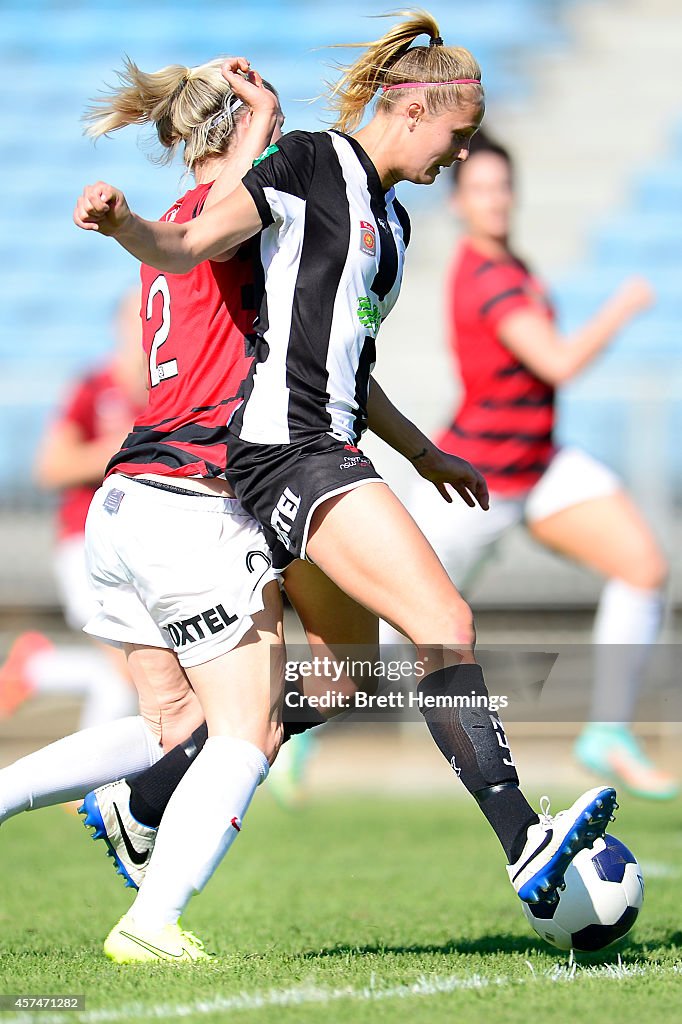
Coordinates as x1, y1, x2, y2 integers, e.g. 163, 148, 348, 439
435, 596, 476, 650
619, 548, 668, 591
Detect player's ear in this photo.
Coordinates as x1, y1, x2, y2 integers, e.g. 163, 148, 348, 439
406, 100, 426, 131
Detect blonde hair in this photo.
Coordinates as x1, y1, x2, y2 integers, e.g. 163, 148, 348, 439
329, 9, 482, 132
83, 57, 259, 170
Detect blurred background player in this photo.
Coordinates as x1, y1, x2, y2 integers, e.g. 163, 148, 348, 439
0, 290, 143, 729
384, 131, 675, 800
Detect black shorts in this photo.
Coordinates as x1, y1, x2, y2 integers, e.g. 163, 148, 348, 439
226, 434, 383, 571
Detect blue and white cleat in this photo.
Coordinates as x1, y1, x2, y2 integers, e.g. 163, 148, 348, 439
79, 780, 156, 890
508, 786, 618, 905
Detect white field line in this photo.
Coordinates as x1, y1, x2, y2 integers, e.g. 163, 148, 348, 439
2, 961, 681, 1024
638, 860, 681, 880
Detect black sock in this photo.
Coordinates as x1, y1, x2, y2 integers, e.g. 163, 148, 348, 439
127, 676, 327, 828
128, 722, 208, 828
282, 678, 327, 741
475, 782, 539, 863
417, 663, 538, 862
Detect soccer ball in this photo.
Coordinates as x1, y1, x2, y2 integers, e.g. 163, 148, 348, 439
522, 835, 644, 952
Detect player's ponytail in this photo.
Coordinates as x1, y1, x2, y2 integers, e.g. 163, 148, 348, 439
328, 9, 482, 133
83, 57, 261, 170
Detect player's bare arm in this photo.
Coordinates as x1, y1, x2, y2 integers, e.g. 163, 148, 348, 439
74, 181, 262, 273
498, 276, 655, 385
34, 421, 125, 490
203, 63, 282, 210
367, 377, 489, 510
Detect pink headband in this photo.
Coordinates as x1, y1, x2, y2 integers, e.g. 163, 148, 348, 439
382, 79, 481, 92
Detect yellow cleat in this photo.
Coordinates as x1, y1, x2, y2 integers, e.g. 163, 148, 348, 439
103, 914, 211, 963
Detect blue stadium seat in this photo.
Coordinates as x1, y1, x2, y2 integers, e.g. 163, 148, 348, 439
554, 133, 682, 485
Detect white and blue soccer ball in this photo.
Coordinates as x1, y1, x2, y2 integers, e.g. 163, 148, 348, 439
522, 834, 644, 952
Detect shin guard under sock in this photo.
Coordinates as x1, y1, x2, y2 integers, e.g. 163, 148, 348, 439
418, 663, 538, 861
128, 723, 208, 828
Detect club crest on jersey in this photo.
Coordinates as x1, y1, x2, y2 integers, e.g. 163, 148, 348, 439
359, 221, 376, 257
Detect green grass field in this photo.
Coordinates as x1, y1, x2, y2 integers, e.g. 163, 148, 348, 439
1, 792, 681, 1024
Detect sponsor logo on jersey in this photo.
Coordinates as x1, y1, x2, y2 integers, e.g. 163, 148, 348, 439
252, 143, 280, 168
357, 296, 381, 335
339, 454, 371, 470
339, 443, 371, 470
270, 487, 301, 551
166, 604, 238, 648
360, 220, 376, 257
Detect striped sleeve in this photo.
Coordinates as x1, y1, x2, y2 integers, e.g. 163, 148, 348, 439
242, 130, 317, 229
57, 374, 96, 434
474, 265, 536, 331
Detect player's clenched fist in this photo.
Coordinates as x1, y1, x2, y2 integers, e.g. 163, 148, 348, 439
73, 182, 131, 236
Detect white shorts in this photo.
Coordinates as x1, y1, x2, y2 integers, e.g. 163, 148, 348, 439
408, 447, 621, 591
84, 474, 278, 668
54, 533, 98, 631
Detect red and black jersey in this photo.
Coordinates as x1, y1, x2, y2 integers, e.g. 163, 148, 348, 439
55, 366, 139, 539
107, 181, 258, 481
436, 240, 556, 495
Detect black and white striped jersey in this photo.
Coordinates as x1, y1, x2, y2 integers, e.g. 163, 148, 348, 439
232, 129, 411, 447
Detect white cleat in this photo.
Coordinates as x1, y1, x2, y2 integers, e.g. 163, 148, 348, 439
79, 780, 156, 889
508, 786, 618, 905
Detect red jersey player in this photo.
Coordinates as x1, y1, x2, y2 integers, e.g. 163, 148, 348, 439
108, 191, 256, 483
438, 241, 556, 494
396, 130, 675, 800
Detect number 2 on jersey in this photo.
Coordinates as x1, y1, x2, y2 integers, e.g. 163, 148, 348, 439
147, 275, 178, 387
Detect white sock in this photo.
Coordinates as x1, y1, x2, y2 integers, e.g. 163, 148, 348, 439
590, 579, 664, 724
0, 716, 162, 823
27, 647, 136, 729
131, 735, 269, 930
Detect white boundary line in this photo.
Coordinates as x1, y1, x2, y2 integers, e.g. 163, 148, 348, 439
2, 961, 681, 1024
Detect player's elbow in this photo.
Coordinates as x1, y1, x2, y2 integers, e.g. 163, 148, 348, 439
163, 246, 197, 275
541, 366, 569, 386
530, 354, 573, 387
33, 455, 60, 490
178, 225, 215, 272
150, 226, 201, 274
